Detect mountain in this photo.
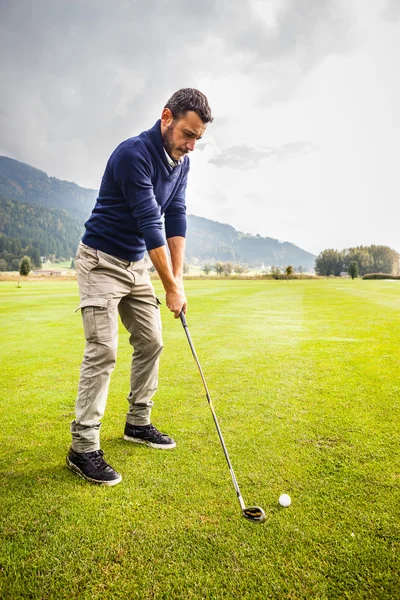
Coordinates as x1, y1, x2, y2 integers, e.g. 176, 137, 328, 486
0, 156, 96, 221
0, 156, 315, 269
0, 196, 83, 270
185, 215, 315, 268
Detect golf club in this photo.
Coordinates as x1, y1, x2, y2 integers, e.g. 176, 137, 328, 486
180, 311, 266, 524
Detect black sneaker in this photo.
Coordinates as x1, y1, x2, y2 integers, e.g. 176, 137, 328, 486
124, 423, 176, 449
66, 448, 122, 486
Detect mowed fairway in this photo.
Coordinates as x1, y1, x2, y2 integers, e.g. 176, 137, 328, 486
0, 278, 399, 599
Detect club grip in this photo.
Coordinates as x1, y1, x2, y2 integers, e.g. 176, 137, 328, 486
179, 311, 188, 327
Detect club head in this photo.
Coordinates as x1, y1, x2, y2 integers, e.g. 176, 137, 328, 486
243, 506, 266, 523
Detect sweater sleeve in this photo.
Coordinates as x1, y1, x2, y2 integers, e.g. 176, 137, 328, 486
164, 163, 189, 240
112, 147, 165, 251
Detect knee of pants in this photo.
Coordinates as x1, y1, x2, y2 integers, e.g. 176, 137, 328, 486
134, 335, 164, 360
147, 335, 164, 359
100, 337, 118, 366
84, 336, 118, 368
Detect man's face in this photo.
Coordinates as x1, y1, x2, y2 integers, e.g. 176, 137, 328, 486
161, 109, 207, 161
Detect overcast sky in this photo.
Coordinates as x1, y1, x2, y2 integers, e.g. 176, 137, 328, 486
1, 0, 399, 255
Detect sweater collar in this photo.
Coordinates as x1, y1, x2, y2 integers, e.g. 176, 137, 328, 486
163, 147, 183, 167
145, 120, 185, 170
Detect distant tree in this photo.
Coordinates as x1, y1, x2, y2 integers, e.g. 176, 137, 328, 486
297, 265, 304, 274
369, 245, 399, 274
10, 258, 20, 271
271, 266, 281, 280
0, 258, 7, 271
183, 262, 190, 274
344, 247, 373, 276
19, 255, 31, 276
315, 249, 344, 276
214, 261, 224, 275
11, 238, 21, 254
233, 264, 244, 274
348, 261, 359, 279
71, 258, 75, 269
317, 245, 399, 277
27, 245, 42, 269
285, 265, 293, 279
202, 263, 212, 275
223, 262, 233, 276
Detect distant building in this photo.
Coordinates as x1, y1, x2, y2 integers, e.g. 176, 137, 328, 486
261, 264, 272, 273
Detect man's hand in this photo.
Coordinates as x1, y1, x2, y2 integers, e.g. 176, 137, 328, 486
149, 240, 188, 319
166, 284, 187, 318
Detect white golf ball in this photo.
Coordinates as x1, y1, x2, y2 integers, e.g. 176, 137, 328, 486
279, 493, 291, 507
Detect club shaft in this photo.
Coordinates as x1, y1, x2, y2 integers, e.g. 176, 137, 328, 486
180, 312, 245, 511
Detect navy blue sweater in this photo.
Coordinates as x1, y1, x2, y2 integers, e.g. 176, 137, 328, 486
82, 120, 189, 261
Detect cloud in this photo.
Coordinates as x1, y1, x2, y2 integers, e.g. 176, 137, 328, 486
381, 0, 400, 22
208, 141, 316, 170
0, 0, 356, 185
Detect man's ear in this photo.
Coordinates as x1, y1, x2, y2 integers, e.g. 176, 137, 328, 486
161, 107, 173, 127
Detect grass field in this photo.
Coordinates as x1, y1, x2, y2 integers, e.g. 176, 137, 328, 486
1, 279, 399, 599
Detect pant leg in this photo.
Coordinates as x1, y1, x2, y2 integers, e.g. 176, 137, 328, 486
71, 243, 134, 452
118, 263, 163, 426
71, 299, 119, 452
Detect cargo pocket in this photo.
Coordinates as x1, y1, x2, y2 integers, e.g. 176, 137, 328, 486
76, 297, 113, 342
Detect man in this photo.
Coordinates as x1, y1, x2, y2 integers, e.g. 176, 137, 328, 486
67, 88, 213, 485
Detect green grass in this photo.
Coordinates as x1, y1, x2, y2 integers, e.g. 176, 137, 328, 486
0, 279, 399, 599
41, 261, 73, 270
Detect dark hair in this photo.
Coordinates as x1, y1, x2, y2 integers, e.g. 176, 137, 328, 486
165, 88, 213, 124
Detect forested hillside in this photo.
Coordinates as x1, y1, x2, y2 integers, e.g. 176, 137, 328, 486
186, 215, 316, 268
0, 156, 96, 220
0, 196, 83, 270
185, 216, 238, 261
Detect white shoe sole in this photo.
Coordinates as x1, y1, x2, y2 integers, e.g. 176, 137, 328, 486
123, 435, 176, 450
66, 457, 122, 486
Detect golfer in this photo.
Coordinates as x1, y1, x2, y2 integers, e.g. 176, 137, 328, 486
67, 89, 213, 485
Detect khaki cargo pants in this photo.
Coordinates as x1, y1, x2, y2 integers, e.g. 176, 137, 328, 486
71, 242, 163, 452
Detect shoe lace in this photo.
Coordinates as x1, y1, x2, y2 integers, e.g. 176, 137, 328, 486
147, 424, 167, 440
87, 450, 109, 470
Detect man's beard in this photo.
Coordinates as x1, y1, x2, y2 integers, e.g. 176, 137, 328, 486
162, 123, 176, 158
162, 122, 186, 159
